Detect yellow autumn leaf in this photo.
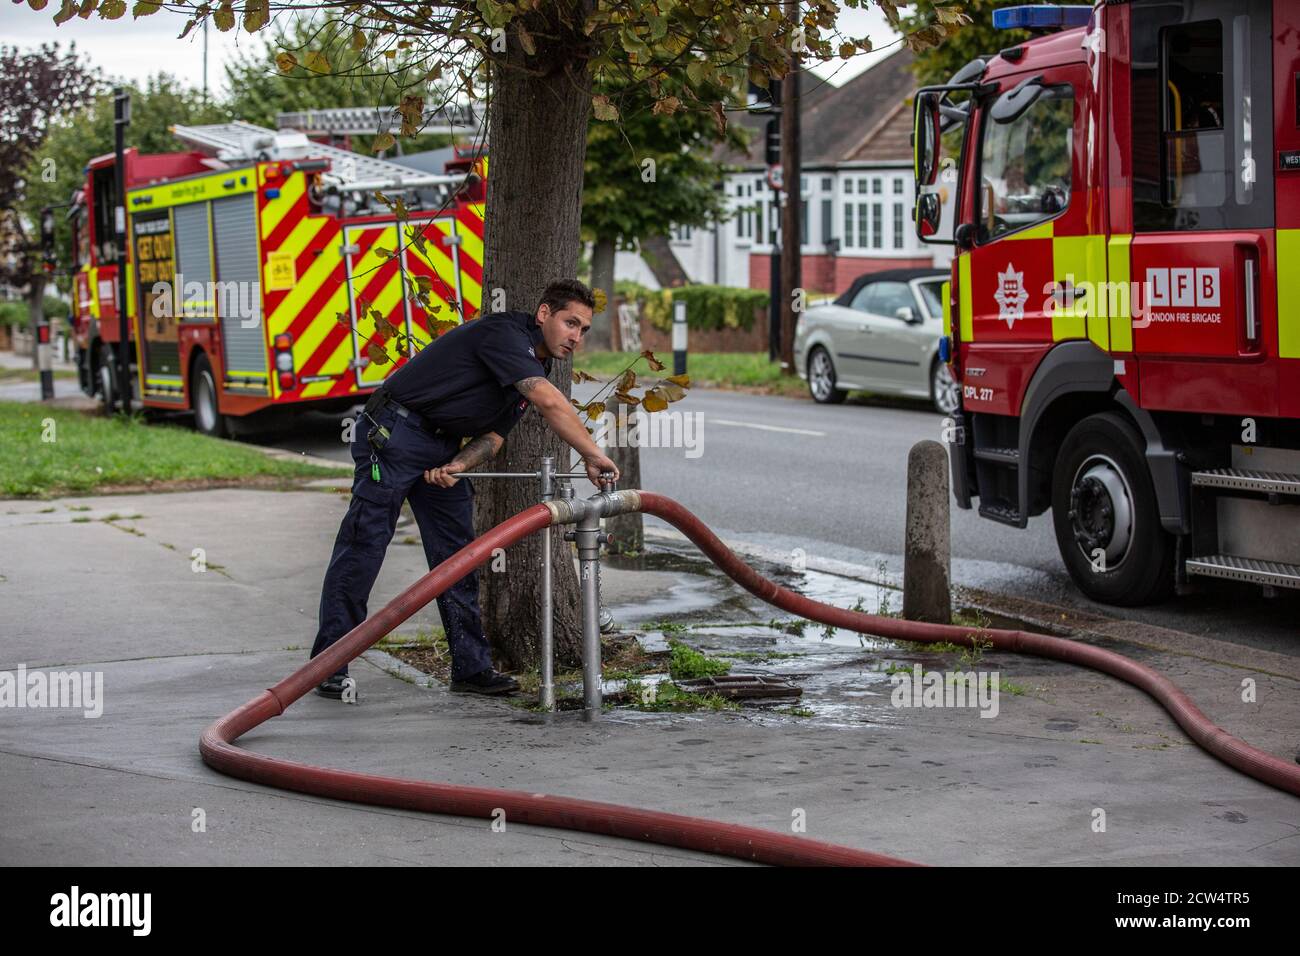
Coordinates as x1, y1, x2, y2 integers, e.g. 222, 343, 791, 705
592, 288, 607, 312
366, 343, 391, 366
585, 402, 606, 421
664, 374, 691, 388
275, 52, 297, 73
372, 132, 396, 153
640, 349, 665, 371
303, 50, 331, 73
641, 388, 669, 413
592, 94, 619, 121
656, 381, 686, 402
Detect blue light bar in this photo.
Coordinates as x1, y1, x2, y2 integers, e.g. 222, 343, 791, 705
992, 5, 1092, 30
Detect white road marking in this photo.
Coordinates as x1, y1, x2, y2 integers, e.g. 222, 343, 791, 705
708, 417, 826, 437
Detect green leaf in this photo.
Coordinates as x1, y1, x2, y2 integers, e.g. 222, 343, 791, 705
243, 0, 268, 32
98, 0, 127, 18
212, 1, 234, 32
77, 0, 99, 19
28, 0, 49, 10
53, 0, 77, 24
131, 0, 160, 15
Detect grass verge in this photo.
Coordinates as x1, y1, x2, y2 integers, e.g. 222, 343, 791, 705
573, 351, 808, 398
0, 401, 347, 498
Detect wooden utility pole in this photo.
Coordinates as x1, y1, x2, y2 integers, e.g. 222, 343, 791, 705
778, 0, 802, 374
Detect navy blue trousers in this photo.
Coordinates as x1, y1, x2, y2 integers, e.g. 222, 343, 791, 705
310, 404, 493, 681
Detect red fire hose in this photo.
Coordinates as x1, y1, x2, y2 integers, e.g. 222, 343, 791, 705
201, 492, 1300, 868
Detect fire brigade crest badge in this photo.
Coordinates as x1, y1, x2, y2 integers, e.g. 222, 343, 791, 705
994, 262, 1028, 328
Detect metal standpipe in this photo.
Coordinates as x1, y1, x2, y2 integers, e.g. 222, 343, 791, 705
575, 503, 604, 717
463, 458, 618, 715
538, 456, 555, 712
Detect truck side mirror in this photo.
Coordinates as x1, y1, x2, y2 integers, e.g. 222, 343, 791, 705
917, 192, 942, 238
991, 73, 1045, 125
914, 92, 942, 187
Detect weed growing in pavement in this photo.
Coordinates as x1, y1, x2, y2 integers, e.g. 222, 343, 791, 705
668, 640, 731, 679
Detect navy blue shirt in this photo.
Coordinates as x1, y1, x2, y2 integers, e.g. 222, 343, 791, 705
382, 310, 552, 438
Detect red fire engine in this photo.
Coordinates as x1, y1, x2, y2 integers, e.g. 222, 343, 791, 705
63, 121, 486, 436
914, 2, 1300, 604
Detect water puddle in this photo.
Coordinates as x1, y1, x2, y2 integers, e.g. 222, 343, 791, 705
600, 538, 998, 726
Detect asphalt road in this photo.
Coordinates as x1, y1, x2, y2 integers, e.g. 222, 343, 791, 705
255, 384, 1300, 656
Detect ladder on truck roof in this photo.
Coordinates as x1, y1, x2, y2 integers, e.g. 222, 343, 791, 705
276, 103, 484, 137
169, 121, 470, 194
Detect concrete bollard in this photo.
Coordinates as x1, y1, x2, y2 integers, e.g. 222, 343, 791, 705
903, 440, 952, 624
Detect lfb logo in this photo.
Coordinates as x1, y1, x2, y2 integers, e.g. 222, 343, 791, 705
1146, 267, 1220, 308
994, 262, 1028, 328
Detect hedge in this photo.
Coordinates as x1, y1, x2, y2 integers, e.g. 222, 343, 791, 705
635, 284, 770, 334
0, 296, 72, 327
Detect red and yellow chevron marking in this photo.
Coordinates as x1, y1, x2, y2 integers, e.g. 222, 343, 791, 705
348, 224, 407, 387
258, 167, 357, 401
456, 202, 485, 315
254, 165, 488, 403
403, 217, 466, 341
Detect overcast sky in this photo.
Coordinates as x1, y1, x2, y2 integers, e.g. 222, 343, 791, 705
1, 3, 903, 98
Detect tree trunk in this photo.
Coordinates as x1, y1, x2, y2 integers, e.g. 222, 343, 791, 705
475, 13, 594, 672
639, 234, 690, 288
26, 275, 46, 370
588, 235, 616, 351
604, 398, 643, 555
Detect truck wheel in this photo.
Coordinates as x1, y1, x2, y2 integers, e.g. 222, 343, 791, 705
1051, 412, 1174, 606
98, 344, 119, 413
807, 346, 847, 404
191, 354, 229, 438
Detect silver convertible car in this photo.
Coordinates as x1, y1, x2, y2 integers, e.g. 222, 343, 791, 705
794, 268, 958, 414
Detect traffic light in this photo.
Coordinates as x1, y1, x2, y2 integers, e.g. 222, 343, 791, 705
765, 118, 781, 166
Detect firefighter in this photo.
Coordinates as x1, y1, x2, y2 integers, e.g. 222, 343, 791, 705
310, 279, 619, 699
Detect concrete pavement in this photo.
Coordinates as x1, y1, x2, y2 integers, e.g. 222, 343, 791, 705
1, 485, 1298, 866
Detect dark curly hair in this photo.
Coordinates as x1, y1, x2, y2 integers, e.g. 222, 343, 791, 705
538, 278, 596, 315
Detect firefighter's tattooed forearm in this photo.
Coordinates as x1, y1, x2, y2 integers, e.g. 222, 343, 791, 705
515, 376, 545, 396
450, 434, 501, 471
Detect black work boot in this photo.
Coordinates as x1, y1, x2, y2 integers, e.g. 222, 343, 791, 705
316, 674, 356, 700
450, 668, 520, 695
